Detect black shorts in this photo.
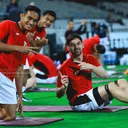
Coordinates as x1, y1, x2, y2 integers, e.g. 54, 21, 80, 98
73, 87, 105, 106
71, 87, 112, 111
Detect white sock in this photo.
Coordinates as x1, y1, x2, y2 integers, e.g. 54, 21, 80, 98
22, 86, 26, 92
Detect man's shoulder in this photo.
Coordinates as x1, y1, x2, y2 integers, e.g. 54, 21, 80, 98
40, 28, 46, 36
60, 58, 72, 68
36, 26, 46, 33
83, 54, 95, 60
0, 20, 17, 34
0, 20, 16, 25
35, 27, 46, 38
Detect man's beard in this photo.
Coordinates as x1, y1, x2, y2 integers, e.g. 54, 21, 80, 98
72, 49, 82, 57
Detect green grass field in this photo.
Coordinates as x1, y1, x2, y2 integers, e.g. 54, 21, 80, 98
0, 65, 128, 128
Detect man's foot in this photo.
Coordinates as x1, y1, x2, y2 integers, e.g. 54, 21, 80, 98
22, 96, 32, 102
32, 87, 40, 91
25, 87, 40, 92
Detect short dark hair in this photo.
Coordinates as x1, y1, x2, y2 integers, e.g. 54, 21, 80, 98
66, 33, 82, 46
43, 10, 56, 20
25, 5, 41, 18
68, 19, 74, 23
96, 45, 106, 54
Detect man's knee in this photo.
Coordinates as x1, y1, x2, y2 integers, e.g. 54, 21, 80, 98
0, 112, 5, 119
117, 79, 127, 85
4, 104, 17, 121
4, 115, 16, 121
109, 79, 128, 92
0, 107, 7, 119
2, 110, 16, 121
116, 79, 128, 89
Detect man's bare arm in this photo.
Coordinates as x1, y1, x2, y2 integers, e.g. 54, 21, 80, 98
56, 72, 69, 98
0, 41, 39, 54
15, 65, 24, 116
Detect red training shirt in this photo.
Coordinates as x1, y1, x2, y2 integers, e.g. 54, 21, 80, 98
57, 54, 100, 105
27, 26, 46, 66
30, 26, 46, 41
0, 20, 30, 81
82, 35, 100, 55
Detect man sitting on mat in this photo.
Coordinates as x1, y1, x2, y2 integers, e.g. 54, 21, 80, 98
56, 33, 128, 111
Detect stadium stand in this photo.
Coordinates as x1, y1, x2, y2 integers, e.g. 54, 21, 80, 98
0, 0, 128, 65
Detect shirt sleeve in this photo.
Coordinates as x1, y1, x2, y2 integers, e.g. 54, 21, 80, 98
0, 20, 10, 41
83, 35, 100, 47
87, 55, 101, 67
92, 35, 100, 44
83, 35, 100, 54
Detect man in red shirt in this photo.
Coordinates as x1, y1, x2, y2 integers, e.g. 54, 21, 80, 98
66, 35, 105, 64
83, 35, 105, 64
56, 33, 128, 111
0, 5, 40, 120
22, 10, 56, 94
26, 10, 56, 51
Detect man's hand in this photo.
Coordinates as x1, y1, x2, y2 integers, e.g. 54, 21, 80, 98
17, 97, 24, 117
39, 37, 48, 46
74, 61, 92, 70
26, 32, 35, 43
81, 20, 86, 25
29, 36, 48, 48
16, 46, 39, 54
59, 71, 69, 88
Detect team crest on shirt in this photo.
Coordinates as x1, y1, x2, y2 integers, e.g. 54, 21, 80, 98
24, 41, 27, 46
16, 32, 20, 35
35, 36, 41, 41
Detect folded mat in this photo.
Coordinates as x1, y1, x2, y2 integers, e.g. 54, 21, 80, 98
23, 106, 128, 112
92, 79, 111, 84
0, 117, 63, 126
25, 87, 56, 92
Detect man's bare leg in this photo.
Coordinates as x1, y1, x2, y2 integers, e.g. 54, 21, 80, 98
25, 77, 36, 89
98, 79, 128, 103
1, 104, 17, 121
0, 105, 7, 119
